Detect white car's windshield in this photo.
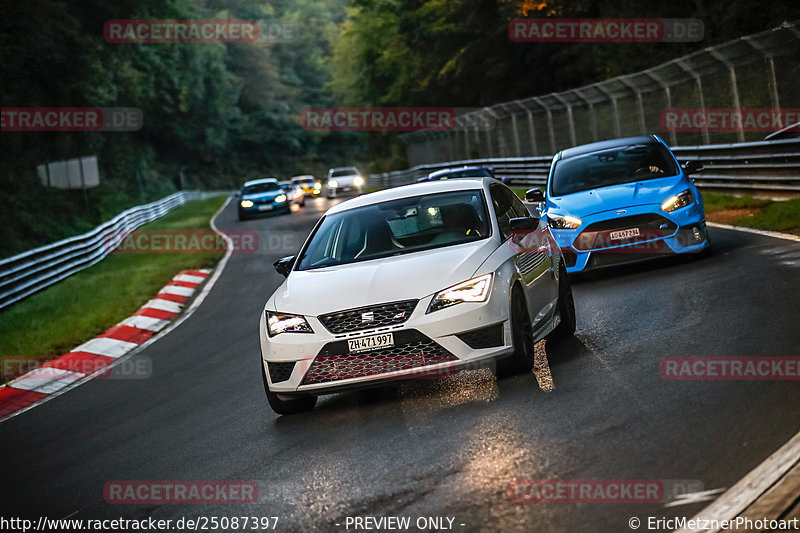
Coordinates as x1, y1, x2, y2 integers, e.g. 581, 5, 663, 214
297, 190, 490, 270
330, 168, 359, 177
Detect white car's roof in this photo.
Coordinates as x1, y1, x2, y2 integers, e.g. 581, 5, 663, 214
325, 177, 493, 215
243, 177, 278, 187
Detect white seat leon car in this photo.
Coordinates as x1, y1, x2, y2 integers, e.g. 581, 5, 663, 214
260, 178, 576, 414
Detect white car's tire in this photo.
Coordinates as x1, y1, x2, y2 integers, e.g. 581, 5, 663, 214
496, 285, 535, 377
261, 362, 316, 415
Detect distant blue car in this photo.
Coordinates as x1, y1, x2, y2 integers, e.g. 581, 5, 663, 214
238, 178, 291, 220
526, 135, 709, 272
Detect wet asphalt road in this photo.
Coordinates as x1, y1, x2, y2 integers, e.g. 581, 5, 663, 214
1, 195, 799, 532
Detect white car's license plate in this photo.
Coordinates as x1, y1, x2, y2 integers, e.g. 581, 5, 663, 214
609, 228, 640, 240
258, 204, 273, 211
348, 333, 394, 353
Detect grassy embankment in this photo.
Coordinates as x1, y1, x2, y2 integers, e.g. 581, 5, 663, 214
0, 197, 226, 365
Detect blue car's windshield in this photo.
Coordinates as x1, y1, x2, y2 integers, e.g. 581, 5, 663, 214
430, 168, 493, 180
550, 143, 679, 196
297, 190, 490, 270
243, 182, 280, 195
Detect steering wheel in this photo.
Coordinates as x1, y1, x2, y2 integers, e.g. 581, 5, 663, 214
632, 166, 663, 178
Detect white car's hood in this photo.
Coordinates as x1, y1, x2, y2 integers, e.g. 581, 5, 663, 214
269, 239, 496, 316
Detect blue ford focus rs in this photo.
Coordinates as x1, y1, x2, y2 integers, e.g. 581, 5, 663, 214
238, 178, 291, 221
526, 135, 709, 273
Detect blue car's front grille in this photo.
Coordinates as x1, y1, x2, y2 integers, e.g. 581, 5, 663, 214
574, 214, 676, 251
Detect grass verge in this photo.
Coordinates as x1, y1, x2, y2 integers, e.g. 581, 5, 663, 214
702, 192, 800, 235
0, 196, 226, 363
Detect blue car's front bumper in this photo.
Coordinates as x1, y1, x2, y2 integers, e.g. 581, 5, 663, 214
551, 202, 709, 273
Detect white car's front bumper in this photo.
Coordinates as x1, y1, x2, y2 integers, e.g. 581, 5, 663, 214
260, 288, 514, 396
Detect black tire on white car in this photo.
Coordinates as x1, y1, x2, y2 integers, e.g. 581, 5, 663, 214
546, 262, 576, 341
261, 361, 316, 415
496, 285, 535, 377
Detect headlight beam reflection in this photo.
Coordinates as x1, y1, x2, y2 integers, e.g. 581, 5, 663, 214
532, 341, 555, 392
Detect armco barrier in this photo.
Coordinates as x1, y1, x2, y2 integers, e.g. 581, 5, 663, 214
0, 191, 228, 311
368, 138, 800, 193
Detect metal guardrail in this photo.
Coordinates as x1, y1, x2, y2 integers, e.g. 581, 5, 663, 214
0, 190, 228, 311
369, 138, 800, 193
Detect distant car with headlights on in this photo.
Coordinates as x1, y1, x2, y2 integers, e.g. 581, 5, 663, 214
278, 180, 306, 207
528, 135, 708, 273
326, 166, 365, 198
259, 177, 576, 414
238, 178, 291, 221
291, 175, 322, 198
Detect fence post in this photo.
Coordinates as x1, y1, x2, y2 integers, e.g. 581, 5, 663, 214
533, 97, 556, 154
552, 94, 577, 146
676, 59, 710, 144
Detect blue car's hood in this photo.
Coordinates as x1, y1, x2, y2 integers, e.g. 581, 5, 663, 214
548, 175, 686, 217
242, 190, 282, 201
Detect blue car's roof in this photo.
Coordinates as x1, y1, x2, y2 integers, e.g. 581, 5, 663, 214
558, 135, 659, 160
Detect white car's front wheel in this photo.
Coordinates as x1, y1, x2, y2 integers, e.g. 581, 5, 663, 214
261, 362, 316, 415
496, 285, 535, 377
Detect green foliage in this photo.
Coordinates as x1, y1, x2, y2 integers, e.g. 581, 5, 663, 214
0, 0, 362, 256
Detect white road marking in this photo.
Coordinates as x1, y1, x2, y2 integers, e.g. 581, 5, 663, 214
10, 368, 86, 394
174, 274, 206, 284
141, 298, 183, 313
707, 222, 800, 243
664, 487, 726, 508
73, 337, 139, 358
119, 315, 171, 332
674, 429, 800, 532
159, 284, 195, 297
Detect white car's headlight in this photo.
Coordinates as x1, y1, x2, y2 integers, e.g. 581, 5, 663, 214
547, 214, 582, 229
313, 182, 321, 190
275, 194, 287, 203
427, 274, 493, 313
267, 312, 313, 336
240, 200, 254, 208
353, 175, 365, 187
661, 190, 694, 212
328, 180, 339, 188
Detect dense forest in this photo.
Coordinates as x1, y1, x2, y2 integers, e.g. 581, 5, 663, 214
1, 0, 799, 255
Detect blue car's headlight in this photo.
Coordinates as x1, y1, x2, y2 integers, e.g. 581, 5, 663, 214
274, 194, 287, 204
661, 190, 694, 212
240, 200, 254, 208
267, 312, 313, 336
547, 214, 582, 229
427, 274, 492, 313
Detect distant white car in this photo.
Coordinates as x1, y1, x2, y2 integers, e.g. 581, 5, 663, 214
278, 180, 305, 207
326, 166, 365, 198
260, 178, 576, 414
